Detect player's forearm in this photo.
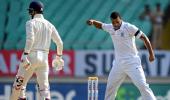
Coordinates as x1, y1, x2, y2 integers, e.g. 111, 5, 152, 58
87, 20, 102, 29
24, 38, 34, 53
52, 33, 63, 56
143, 36, 154, 56
51, 26, 63, 56
92, 20, 102, 29
56, 40, 63, 56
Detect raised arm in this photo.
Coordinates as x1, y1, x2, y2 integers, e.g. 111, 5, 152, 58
87, 19, 103, 29
140, 34, 155, 62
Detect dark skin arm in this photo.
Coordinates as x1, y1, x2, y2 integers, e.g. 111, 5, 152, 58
87, 19, 103, 29
86, 19, 155, 61
140, 34, 155, 62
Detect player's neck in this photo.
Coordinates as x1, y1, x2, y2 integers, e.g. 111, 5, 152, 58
114, 21, 122, 31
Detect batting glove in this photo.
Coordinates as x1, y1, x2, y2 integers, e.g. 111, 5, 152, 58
52, 55, 64, 71
20, 53, 31, 70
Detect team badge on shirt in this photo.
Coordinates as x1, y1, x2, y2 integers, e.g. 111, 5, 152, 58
120, 32, 124, 37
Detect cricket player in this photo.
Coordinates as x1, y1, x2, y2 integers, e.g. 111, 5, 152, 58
10, 1, 64, 100
87, 11, 156, 100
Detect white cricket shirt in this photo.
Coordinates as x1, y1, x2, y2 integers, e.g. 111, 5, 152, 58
24, 14, 63, 55
102, 21, 143, 60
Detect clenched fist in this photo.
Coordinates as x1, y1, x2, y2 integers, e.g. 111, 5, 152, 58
149, 54, 155, 62
87, 20, 94, 25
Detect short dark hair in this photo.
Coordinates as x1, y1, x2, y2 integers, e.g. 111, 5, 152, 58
145, 4, 150, 8
110, 11, 121, 19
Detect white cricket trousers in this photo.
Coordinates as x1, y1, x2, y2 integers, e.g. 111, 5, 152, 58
105, 56, 156, 100
10, 51, 50, 100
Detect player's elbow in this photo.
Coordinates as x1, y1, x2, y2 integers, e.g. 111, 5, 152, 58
143, 36, 150, 44
140, 34, 149, 42
95, 24, 102, 29
26, 37, 34, 44
141, 35, 151, 47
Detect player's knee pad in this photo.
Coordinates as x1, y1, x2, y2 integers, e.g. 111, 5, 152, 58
13, 75, 24, 90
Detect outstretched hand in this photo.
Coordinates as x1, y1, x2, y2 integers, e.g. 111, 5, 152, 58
86, 19, 102, 29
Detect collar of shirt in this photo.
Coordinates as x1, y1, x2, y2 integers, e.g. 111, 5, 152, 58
119, 21, 125, 29
34, 14, 44, 19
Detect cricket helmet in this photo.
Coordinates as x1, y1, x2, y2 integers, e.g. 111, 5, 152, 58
28, 1, 44, 13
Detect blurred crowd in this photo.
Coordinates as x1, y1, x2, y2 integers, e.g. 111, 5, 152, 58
139, 3, 164, 49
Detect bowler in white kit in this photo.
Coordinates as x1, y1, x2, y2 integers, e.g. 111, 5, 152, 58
87, 11, 156, 100
10, 1, 64, 100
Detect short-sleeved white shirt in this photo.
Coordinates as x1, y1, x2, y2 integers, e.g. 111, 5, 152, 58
102, 21, 143, 60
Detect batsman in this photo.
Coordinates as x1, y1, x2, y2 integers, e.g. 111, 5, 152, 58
10, 1, 64, 100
